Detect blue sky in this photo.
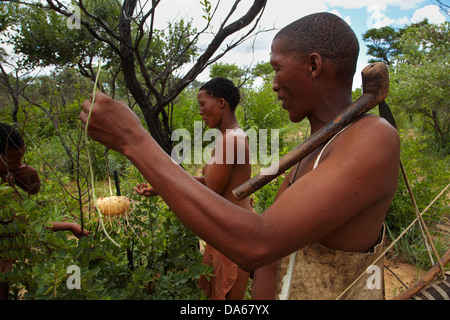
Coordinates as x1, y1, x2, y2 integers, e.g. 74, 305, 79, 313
155, 0, 449, 88
323, 1, 449, 88
5, 1, 447, 89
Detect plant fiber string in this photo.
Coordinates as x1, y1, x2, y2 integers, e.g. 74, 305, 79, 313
84, 63, 120, 248
336, 183, 449, 300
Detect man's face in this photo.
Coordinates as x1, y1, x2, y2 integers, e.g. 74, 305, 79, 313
0, 146, 25, 174
270, 38, 313, 123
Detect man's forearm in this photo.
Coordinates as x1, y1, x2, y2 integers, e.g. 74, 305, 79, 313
123, 135, 264, 271
79, 93, 269, 271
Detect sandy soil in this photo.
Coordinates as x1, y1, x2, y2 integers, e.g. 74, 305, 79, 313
384, 212, 450, 300
384, 259, 426, 300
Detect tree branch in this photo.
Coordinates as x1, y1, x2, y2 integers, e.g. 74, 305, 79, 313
165, 0, 267, 105
44, 0, 123, 58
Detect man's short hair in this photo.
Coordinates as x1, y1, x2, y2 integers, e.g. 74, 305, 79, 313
0, 123, 24, 154
200, 77, 241, 111
274, 12, 360, 80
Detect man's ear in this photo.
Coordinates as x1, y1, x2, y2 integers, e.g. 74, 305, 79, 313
308, 53, 323, 78
218, 97, 226, 109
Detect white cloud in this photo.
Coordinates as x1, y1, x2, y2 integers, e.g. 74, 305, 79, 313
329, 9, 352, 25
395, 16, 412, 26
324, 0, 426, 11
260, 0, 329, 29
323, 0, 446, 29
364, 3, 447, 30
412, 5, 446, 24
148, 0, 447, 86
367, 6, 396, 28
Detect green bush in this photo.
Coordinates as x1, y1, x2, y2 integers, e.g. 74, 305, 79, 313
385, 128, 449, 269
1, 184, 211, 300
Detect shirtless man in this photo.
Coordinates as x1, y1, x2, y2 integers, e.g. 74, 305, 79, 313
80, 12, 400, 299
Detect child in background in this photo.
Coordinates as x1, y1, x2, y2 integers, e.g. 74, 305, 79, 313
0, 123, 90, 299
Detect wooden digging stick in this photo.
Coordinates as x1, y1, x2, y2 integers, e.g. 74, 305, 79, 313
393, 248, 450, 300
233, 62, 390, 201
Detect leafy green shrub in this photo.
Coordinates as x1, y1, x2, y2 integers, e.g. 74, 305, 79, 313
252, 177, 283, 214
1, 183, 211, 300
385, 128, 449, 269
387, 129, 449, 230
239, 82, 289, 132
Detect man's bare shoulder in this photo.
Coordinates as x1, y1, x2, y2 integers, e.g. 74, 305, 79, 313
335, 114, 400, 154
316, 113, 401, 194
355, 114, 398, 135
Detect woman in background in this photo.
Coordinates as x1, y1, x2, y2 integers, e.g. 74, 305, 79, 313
135, 78, 252, 300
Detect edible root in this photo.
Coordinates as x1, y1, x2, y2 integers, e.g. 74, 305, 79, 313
96, 196, 131, 216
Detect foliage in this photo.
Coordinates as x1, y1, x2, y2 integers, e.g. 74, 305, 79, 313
365, 20, 449, 151
389, 22, 449, 150
0, 2, 13, 34
168, 84, 203, 133
3, 0, 268, 153
362, 20, 429, 65
362, 26, 405, 65
142, 18, 200, 84
210, 62, 246, 82
0, 184, 211, 300
0, 8, 448, 300
385, 128, 449, 269
238, 81, 288, 132
252, 177, 282, 214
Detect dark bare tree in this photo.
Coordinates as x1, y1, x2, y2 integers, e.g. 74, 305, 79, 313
12, 0, 268, 153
